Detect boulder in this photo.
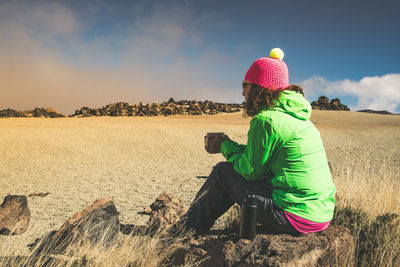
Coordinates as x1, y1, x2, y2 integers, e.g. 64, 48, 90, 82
146, 193, 188, 234
147, 193, 355, 266
329, 98, 341, 110
0, 195, 30, 235
170, 226, 354, 266
318, 95, 329, 104
30, 198, 120, 255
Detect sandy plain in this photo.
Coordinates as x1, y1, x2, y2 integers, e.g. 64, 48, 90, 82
1, 110, 400, 255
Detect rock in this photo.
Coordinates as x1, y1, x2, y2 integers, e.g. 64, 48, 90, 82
170, 226, 354, 266
147, 193, 188, 234
31, 108, 65, 118
0, 108, 65, 118
30, 198, 120, 255
358, 109, 396, 115
318, 95, 329, 105
311, 96, 350, 111
143, 206, 152, 214
329, 98, 341, 110
0, 109, 26, 117
0, 195, 30, 235
70, 99, 243, 117
28, 192, 51, 198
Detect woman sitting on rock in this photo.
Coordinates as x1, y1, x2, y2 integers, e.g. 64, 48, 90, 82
175, 48, 336, 235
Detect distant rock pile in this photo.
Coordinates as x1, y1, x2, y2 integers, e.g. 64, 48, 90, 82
311, 96, 350, 111
0, 108, 65, 118
72, 98, 242, 117
358, 109, 396, 115
0, 109, 24, 117
1, 96, 354, 118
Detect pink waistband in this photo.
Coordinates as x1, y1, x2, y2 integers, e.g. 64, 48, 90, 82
284, 211, 330, 234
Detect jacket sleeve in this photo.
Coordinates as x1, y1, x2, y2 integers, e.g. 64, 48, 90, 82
220, 116, 282, 181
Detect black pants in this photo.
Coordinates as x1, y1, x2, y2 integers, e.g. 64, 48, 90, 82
185, 162, 298, 234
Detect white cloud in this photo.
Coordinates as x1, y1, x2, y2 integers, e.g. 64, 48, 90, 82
300, 74, 400, 113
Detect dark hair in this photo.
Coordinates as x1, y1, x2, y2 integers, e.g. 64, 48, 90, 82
243, 84, 304, 117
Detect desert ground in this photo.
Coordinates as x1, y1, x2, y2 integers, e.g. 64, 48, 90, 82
1, 110, 400, 255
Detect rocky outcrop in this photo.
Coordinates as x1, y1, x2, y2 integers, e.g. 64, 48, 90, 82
144, 193, 355, 266
71, 99, 242, 117
30, 198, 120, 255
0, 109, 26, 117
311, 96, 350, 111
358, 109, 396, 115
1, 99, 242, 118
27, 108, 65, 118
170, 226, 354, 266
146, 193, 188, 235
0, 195, 30, 235
143, 193, 354, 266
0, 108, 65, 118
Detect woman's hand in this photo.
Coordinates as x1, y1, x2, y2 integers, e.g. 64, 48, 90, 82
205, 135, 230, 154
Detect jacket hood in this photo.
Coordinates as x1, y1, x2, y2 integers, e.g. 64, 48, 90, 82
269, 90, 311, 120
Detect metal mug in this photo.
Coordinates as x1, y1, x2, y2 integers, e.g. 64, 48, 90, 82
204, 132, 225, 152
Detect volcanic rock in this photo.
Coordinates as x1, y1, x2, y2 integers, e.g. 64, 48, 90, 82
146, 193, 188, 234
0, 107, 65, 118
358, 109, 396, 115
30, 198, 120, 255
30, 108, 65, 118
311, 96, 350, 111
0, 109, 26, 118
0, 195, 30, 235
148, 193, 355, 266
71, 99, 242, 117
170, 226, 354, 266
28, 192, 51, 198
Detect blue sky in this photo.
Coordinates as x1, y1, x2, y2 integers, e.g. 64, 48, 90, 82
1, 0, 399, 114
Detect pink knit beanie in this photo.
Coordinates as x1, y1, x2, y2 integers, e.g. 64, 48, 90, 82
244, 48, 289, 90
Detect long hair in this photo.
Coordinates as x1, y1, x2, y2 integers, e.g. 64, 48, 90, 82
243, 84, 304, 117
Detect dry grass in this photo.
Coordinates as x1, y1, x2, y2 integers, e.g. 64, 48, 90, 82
331, 152, 400, 266
1, 226, 188, 267
334, 152, 400, 217
1, 110, 400, 266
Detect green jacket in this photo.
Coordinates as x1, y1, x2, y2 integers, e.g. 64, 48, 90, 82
221, 90, 336, 222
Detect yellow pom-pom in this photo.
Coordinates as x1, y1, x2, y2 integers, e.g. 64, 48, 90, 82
270, 48, 284, 60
